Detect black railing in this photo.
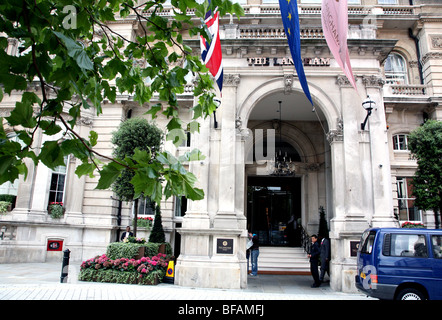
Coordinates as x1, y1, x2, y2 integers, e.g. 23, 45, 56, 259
300, 225, 311, 254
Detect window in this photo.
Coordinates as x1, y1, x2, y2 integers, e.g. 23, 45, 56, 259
432, 236, 442, 259
388, 234, 427, 258
378, 0, 398, 4
393, 134, 408, 151
396, 177, 421, 222
174, 196, 187, 217
385, 53, 408, 84
359, 230, 376, 254
48, 162, 67, 204
180, 131, 191, 148
137, 196, 156, 216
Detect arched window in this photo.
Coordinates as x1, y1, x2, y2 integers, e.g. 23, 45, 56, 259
385, 53, 408, 84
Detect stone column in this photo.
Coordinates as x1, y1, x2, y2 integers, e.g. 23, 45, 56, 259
214, 74, 240, 229
362, 76, 397, 228
176, 75, 246, 289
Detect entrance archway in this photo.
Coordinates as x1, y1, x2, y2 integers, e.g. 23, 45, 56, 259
243, 87, 331, 235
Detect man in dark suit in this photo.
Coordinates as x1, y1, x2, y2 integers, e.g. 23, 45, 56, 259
120, 226, 133, 241
308, 234, 321, 288
319, 237, 331, 283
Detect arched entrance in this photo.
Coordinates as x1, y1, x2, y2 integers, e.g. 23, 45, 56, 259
240, 86, 333, 274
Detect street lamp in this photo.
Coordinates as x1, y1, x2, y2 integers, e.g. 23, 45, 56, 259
361, 95, 376, 131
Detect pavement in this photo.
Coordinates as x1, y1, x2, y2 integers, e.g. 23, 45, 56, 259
0, 261, 374, 301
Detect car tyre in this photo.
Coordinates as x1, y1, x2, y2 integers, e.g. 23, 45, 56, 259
396, 288, 426, 300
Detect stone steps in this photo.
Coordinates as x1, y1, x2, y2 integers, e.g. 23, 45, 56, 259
252, 246, 311, 275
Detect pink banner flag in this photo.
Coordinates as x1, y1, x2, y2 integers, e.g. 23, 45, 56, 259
321, 0, 357, 91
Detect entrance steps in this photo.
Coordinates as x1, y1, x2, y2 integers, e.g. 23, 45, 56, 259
255, 246, 311, 275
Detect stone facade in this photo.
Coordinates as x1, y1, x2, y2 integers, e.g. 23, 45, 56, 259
1, 0, 441, 293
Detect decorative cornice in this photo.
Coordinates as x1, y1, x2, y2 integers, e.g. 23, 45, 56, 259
421, 52, 442, 65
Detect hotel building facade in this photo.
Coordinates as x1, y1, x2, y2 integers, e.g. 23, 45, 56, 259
1, 0, 441, 293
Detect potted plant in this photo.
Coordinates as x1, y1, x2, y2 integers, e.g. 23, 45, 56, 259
135, 216, 153, 229
48, 202, 65, 219
401, 221, 425, 229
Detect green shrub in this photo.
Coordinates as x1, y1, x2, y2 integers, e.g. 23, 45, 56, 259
0, 195, 15, 203
0, 201, 10, 214
106, 242, 172, 259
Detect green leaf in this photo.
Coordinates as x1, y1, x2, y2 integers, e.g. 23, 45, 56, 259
53, 31, 94, 71
75, 162, 96, 178
38, 140, 65, 170
6, 92, 40, 128
96, 161, 125, 190
89, 130, 98, 147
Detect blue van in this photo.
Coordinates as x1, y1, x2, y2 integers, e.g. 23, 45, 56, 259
355, 228, 442, 300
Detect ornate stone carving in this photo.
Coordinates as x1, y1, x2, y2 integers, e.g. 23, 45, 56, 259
326, 117, 344, 143
362, 75, 385, 88
305, 163, 321, 172
224, 74, 240, 87
336, 75, 351, 87
430, 35, 442, 49
284, 74, 293, 94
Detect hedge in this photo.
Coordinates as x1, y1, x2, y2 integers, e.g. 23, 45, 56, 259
106, 242, 172, 260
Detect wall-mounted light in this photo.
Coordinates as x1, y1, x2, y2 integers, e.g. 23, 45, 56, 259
361, 95, 375, 131
213, 97, 221, 129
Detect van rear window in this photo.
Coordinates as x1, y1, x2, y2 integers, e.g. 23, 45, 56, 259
386, 234, 428, 258
359, 230, 376, 254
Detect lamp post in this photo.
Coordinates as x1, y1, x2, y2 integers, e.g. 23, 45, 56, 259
361, 95, 376, 131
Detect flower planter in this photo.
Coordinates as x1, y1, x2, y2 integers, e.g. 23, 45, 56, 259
158, 243, 166, 254
134, 246, 145, 260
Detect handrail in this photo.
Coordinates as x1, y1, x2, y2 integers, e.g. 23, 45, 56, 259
300, 225, 311, 254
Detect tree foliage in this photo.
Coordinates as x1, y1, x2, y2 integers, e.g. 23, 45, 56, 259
111, 118, 163, 202
0, 0, 243, 202
408, 119, 442, 228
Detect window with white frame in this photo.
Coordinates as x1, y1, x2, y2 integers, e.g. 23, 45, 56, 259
385, 53, 408, 84
396, 177, 421, 222
48, 160, 68, 204
378, 0, 398, 4
393, 134, 409, 151
137, 196, 156, 216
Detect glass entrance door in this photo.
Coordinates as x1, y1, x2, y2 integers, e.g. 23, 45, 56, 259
247, 176, 302, 247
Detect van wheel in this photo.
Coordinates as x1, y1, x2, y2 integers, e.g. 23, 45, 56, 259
396, 288, 426, 300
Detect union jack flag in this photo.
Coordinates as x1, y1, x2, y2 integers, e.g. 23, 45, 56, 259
200, 10, 223, 95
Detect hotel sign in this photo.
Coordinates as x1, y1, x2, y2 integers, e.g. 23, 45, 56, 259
216, 238, 234, 254
247, 57, 330, 67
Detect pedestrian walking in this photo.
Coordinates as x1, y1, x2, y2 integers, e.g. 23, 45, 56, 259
249, 232, 259, 276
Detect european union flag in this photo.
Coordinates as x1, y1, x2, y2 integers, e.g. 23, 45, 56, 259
279, 0, 314, 106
